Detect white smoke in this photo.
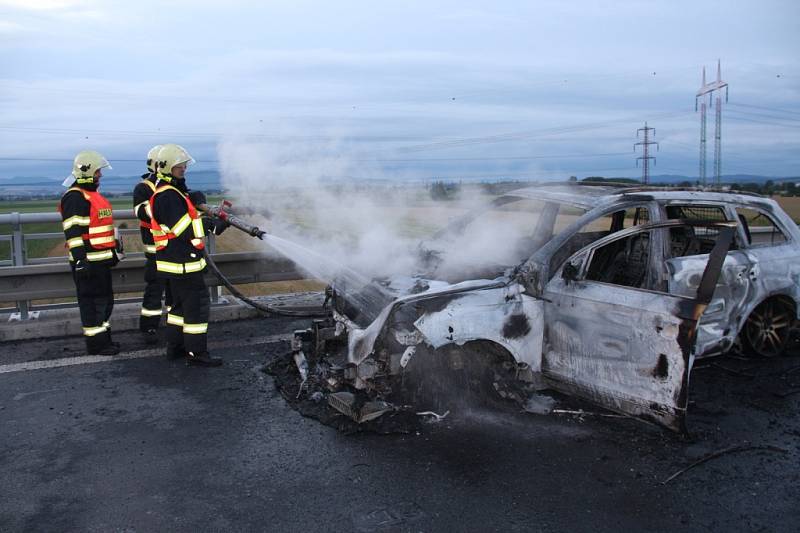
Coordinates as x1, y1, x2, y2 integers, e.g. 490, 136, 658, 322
216, 138, 544, 287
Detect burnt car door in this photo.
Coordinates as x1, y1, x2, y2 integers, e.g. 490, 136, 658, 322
660, 203, 755, 357
540, 221, 735, 432
663, 221, 754, 357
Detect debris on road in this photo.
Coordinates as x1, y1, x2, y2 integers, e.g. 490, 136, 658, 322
661, 444, 790, 485
551, 408, 628, 419
416, 410, 450, 422
523, 393, 557, 415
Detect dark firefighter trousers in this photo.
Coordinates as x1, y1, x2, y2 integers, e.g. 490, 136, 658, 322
72, 262, 114, 352
165, 272, 210, 354
139, 255, 170, 331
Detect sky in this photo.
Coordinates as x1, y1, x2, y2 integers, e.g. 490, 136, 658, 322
0, 0, 798, 183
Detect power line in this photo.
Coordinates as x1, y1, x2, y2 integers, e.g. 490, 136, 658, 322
725, 108, 800, 124
396, 110, 692, 153
728, 102, 800, 117
725, 115, 800, 129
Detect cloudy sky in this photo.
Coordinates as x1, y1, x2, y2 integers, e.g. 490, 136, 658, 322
1, 0, 798, 182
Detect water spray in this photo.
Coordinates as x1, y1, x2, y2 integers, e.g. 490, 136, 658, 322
197, 200, 328, 318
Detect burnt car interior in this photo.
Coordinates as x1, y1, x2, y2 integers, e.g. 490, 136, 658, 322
665, 205, 729, 256
585, 231, 651, 289
549, 205, 650, 278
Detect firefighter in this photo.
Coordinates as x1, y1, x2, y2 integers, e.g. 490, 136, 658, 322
59, 150, 122, 355
150, 143, 227, 367
133, 145, 168, 344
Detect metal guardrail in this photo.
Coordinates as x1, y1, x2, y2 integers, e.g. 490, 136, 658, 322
0, 209, 303, 318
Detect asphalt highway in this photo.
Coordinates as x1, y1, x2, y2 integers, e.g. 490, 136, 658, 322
1, 316, 798, 532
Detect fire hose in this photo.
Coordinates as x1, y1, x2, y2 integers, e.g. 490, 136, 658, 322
198, 202, 329, 318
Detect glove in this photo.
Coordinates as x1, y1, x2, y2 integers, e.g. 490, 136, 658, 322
188, 190, 207, 207
111, 228, 124, 265
114, 228, 125, 255
212, 217, 230, 236
74, 259, 92, 280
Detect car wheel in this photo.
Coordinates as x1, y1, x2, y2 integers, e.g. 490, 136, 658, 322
743, 297, 796, 357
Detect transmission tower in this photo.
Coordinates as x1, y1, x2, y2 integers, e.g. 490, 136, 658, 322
696, 60, 729, 186
634, 122, 658, 184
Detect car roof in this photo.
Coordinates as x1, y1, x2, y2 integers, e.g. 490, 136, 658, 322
504, 183, 769, 210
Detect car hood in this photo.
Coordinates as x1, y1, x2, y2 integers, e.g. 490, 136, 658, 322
334, 275, 510, 365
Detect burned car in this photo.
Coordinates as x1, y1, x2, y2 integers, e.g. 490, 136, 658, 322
291, 185, 800, 432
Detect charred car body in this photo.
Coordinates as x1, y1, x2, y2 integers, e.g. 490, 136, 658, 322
294, 185, 800, 432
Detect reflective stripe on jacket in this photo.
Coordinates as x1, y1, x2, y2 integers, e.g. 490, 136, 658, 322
60, 187, 116, 262
136, 179, 157, 230
149, 184, 206, 275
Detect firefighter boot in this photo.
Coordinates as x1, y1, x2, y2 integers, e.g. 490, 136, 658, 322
142, 328, 159, 345
186, 351, 223, 367
86, 332, 120, 356
165, 343, 187, 360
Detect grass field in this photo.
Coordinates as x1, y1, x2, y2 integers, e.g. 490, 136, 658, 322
3, 193, 800, 260
2, 192, 799, 305
0, 195, 324, 304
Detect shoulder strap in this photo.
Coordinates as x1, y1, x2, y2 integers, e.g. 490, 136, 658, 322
63, 187, 90, 200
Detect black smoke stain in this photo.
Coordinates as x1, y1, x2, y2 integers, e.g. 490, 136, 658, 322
502, 314, 531, 339
414, 293, 465, 314
653, 353, 669, 379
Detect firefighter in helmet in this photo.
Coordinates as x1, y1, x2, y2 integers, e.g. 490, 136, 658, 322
150, 143, 227, 366
133, 145, 170, 344
59, 150, 123, 355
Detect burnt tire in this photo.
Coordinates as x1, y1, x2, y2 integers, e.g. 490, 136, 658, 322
742, 297, 796, 358
398, 342, 520, 413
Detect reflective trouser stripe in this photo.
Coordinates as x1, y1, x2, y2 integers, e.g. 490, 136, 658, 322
102, 321, 110, 329
183, 323, 208, 335
167, 314, 184, 326
86, 250, 114, 261
83, 326, 106, 337
67, 237, 84, 249
156, 258, 206, 274
141, 308, 162, 317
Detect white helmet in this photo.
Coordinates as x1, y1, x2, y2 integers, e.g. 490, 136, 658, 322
146, 144, 162, 173
71, 150, 111, 184
156, 144, 194, 177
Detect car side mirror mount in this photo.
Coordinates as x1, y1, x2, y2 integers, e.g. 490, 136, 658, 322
562, 261, 579, 284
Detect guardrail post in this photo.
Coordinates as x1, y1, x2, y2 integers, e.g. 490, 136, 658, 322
207, 233, 221, 303
10, 212, 30, 319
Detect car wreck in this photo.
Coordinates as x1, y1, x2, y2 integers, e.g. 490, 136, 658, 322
280, 185, 800, 433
